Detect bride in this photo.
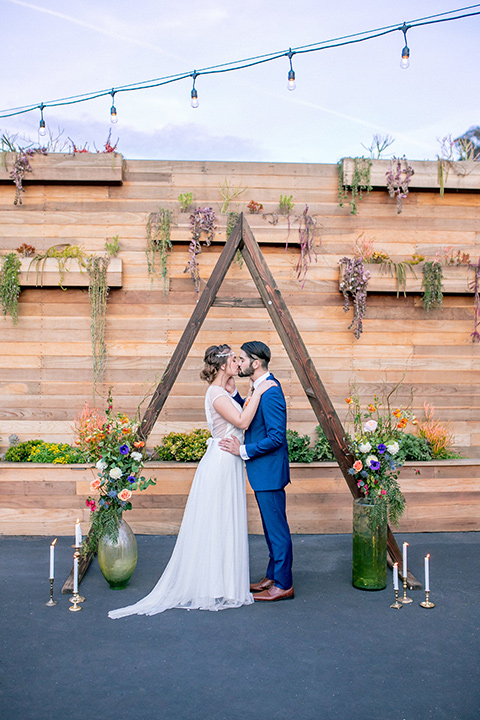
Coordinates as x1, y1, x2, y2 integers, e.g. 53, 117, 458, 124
109, 344, 275, 618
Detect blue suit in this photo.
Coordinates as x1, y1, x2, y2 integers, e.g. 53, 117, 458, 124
234, 374, 293, 589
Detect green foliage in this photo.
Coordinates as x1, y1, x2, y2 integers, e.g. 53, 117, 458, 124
1, 252, 21, 324
396, 433, 433, 462
154, 429, 212, 462
338, 157, 372, 215
146, 207, 172, 294
178, 192, 193, 211
4, 439, 43, 462
104, 235, 120, 257
279, 194, 294, 214
313, 425, 335, 460
286, 426, 335, 462
422, 261, 443, 311
4, 440, 84, 463
380, 259, 417, 297
219, 179, 247, 213
287, 430, 315, 463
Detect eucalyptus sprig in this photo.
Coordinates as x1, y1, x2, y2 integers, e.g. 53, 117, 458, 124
0, 252, 21, 324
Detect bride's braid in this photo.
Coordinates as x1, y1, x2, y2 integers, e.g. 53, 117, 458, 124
200, 344, 232, 383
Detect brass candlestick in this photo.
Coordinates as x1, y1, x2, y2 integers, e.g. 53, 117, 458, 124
390, 587, 403, 609
69, 548, 85, 607
420, 590, 435, 609
69, 593, 83, 612
399, 577, 413, 604
45, 578, 57, 607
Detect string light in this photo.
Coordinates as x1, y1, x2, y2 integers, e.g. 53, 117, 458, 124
287, 48, 296, 91
0, 5, 478, 125
110, 90, 118, 124
400, 23, 411, 69
38, 103, 46, 137
190, 71, 199, 108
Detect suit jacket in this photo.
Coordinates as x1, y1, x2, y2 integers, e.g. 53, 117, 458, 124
234, 373, 290, 492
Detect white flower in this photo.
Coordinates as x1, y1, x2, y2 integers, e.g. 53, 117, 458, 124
109, 467, 123, 479
359, 441, 372, 453
365, 454, 379, 467
96, 459, 107, 471
364, 419, 378, 433
131, 451, 143, 462
386, 441, 400, 455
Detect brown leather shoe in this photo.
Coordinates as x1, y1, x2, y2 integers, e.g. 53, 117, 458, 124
250, 577, 274, 593
253, 585, 294, 602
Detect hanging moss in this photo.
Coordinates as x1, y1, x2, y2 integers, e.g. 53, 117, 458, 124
146, 207, 172, 294
422, 261, 443, 311
88, 256, 110, 388
0, 252, 21, 324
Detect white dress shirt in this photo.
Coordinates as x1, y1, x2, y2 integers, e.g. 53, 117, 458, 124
239, 371, 271, 460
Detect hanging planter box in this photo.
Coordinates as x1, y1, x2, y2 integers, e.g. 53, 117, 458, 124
341, 158, 480, 191
19, 257, 123, 287
339, 262, 475, 294
0, 152, 124, 184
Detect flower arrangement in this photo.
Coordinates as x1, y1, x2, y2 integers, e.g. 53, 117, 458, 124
83, 392, 156, 553
346, 387, 418, 526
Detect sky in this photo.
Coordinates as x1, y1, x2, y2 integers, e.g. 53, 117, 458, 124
0, 0, 479, 163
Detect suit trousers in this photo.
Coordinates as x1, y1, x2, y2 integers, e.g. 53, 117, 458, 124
254, 488, 293, 590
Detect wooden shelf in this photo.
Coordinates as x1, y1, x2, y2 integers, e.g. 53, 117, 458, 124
339, 262, 475, 294
19, 257, 123, 287
341, 158, 480, 192
0, 152, 124, 184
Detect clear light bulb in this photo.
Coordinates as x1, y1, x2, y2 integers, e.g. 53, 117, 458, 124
39, 119, 47, 136
191, 88, 199, 108
400, 46, 410, 69
287, 69, 296, 91
110, 105, 118, 124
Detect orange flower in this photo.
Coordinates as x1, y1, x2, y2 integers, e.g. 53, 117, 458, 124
397, 419, 408, 429
345, 397, 352, 404
89, 479, 101, 491
122, 428, 130, 434
393, 409, 402, 418
118, 489, 132, 502
133, 441, 145, 448
368, 405, 376, 412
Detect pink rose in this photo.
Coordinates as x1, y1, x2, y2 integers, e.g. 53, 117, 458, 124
353, 460, 363, 472
364, 419, 378, 433
118, 489, 132, 502
90, 479, 101, 491
380, 489, 387, 495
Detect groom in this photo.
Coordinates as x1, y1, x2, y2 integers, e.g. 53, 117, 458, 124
219, 341, 294, 602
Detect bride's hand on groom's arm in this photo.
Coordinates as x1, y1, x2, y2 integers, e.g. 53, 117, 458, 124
218, 436, 241, 455
255, 379, 277, 395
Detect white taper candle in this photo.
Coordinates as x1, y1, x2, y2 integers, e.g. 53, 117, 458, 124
402, 542, 408, 580
424, 554, 430, 592
393, 562, 399, 591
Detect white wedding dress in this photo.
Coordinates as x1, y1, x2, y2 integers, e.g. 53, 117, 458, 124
109, 386, 254, 618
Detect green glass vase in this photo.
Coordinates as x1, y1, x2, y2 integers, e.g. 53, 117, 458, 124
97, 518, 138, 589
352, 497, 387, 590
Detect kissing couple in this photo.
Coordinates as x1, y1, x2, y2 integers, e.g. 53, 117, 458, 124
109, 340, 293, 619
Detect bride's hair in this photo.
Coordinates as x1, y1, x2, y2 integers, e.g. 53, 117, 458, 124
200, 344, 232, 383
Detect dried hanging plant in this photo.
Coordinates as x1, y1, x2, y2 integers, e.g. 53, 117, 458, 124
339, 257, 370, 338
385, 157, 414, 213
9, 148, 47, 205
88, 256, 110, 388
146, 207, 172, 294
469, 258, 480, 343
293, 204, 320, 286
185, 207, 216, 292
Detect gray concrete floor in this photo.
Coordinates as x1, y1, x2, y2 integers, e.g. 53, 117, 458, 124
0, 532, 479, 720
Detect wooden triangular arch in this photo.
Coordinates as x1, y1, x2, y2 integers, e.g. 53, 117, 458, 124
138, 214, 416, 582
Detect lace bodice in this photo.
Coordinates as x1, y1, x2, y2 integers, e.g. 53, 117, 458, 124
205, 386, 244, 441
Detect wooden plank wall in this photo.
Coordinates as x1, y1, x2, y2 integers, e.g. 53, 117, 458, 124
0, 158, 478, 458
1, 461, 479, 536
0, 155, 479, 539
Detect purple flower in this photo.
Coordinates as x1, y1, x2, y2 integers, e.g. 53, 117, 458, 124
370, 460, 381, 471
127, 475, 136, 484
377, 444, 387, 454
120, 444, 130, 455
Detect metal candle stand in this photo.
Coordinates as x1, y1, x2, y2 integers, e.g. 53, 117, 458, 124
69, 545, 86, 612
399, 576, 413, 604
45, 578, 57, 607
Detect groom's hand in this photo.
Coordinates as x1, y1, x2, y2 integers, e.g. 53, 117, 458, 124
218, 436, 241, 456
